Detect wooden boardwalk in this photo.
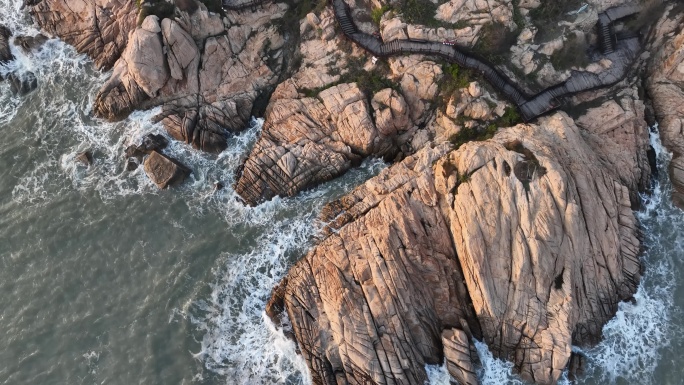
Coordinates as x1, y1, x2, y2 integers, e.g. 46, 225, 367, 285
226, 0, 642, 121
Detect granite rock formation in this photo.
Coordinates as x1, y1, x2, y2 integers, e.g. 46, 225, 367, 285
234, 82, 411, 205
268, 113, 644, 385
92, 5, 287, 152
29, 0, 288, 153
646, 4, 684, 207
143, 150, 191, 189
30, 0, 137, 70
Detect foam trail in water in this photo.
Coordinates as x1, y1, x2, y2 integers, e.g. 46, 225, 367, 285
187, 159, 386, 384
473, 340, 525, 385
425, 362, 452, 385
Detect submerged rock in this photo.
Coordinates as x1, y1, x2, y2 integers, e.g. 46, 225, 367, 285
76, 151, 93, 166
125, 133, 170, 161
13, 33, 48, 54
1, 25, 39, 95
8, 72, 38, 95
126, 158, 139, 171
143, 151, 190, 189
269, 113, 643, 385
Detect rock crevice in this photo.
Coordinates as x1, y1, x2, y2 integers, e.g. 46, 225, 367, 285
270, 113, 643, 385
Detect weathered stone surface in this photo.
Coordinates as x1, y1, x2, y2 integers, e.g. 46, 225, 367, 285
371, 88, 411, 137
30, 0, 137, 70
442, 328, 478, 385
575, 96, 651, 202
271, 113, 643, 385
391, 56, 442, 123
234, 82, 413, 205
143, 151, 191, 189
234, 86, 361, 205
436, 0, 514, 28
647, 6, 684, 207
93, 7, 285, 153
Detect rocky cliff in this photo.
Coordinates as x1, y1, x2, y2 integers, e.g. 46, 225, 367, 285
30, 0, 288, 153
268, 112, 644, 385
646, 3, 684, 207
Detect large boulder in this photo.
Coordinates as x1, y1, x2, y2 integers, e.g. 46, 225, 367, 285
93, 6, 287, 152
143, 151, 190, 189
234, 83, 406, 205
269, 113, 643, 385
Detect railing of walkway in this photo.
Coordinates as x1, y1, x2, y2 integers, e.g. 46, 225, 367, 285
225, 0, 643, 121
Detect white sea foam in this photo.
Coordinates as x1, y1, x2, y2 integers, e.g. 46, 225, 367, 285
474, 340, 525, 385
186, 158, 385, 385
425, 362, 452, 385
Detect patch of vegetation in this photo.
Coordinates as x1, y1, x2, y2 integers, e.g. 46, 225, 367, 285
339, 57, 398, 95
175, 0, 198, 13
512, 0, 525, 31
300, 57, 399, 98
138, 0, 176, 24
473, 22, 518, 64
439, 63, 473, 103
448, 124, 498, 149
623, 0, 668, 33
297, 0, 328, 17
371, 5, 392, 26
529, 0, 582, 43
550, 32, 589, 71
498, 106, 521, 127
444, 63, 472, 88
402, 0, 439, 27
199, 0, 223, 14
528, 0, 582, 24
274, 0, 327, 36
447, 106, 521, 149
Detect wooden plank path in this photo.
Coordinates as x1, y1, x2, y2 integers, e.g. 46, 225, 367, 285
225, 0, 642, 121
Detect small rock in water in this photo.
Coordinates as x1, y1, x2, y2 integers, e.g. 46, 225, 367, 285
76, 151, 93, 166
567, 352, 586, 382
14, 34, 49, 54
125, 144, 145, 160
8, 72, 38, 95
143, 151, 190, 189
125, 134, 169, 161
140, 133, 169, 153
214, 182, 224, 191
126, 158, 139, 171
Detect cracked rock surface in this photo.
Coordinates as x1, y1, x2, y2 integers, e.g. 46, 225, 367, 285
647, 5, 684, 207
269, 112, 643, 385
